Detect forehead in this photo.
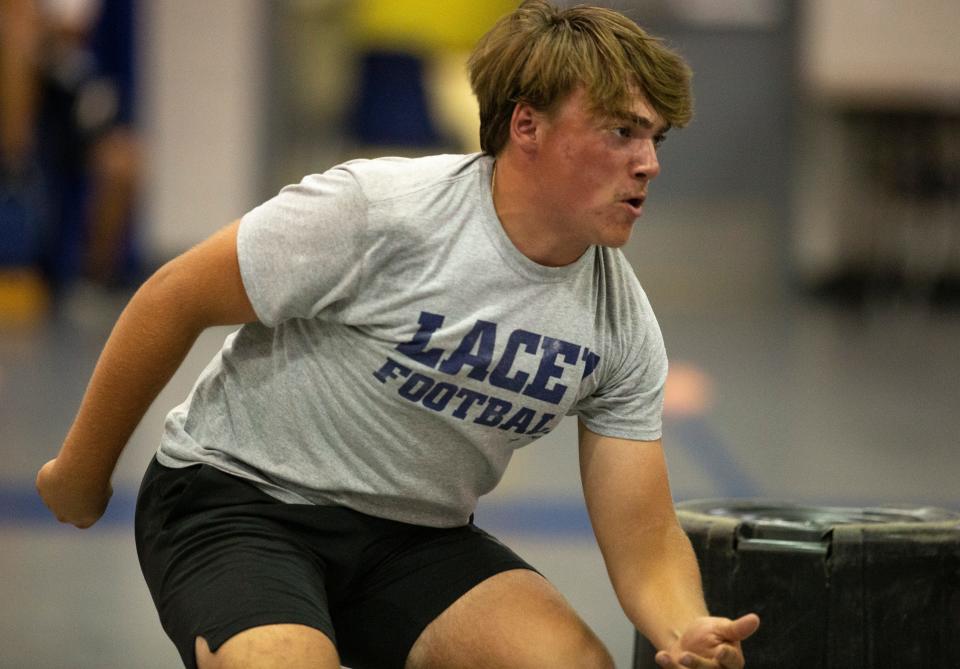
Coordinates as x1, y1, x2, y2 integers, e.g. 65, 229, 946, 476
559, 85, 667, 133
601, 88, 667, 131
547, 86, 669, 133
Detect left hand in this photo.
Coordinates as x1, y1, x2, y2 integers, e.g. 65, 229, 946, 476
655, 613, 760, 668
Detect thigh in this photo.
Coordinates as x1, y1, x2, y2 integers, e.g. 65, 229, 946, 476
330, 522, 534, 669
195, 624, 339, 669
135, 459, 337, 669
405, 569, 614, 669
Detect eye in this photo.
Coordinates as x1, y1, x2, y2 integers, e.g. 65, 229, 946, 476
653, 134, 667, 148
613, 126, 632, 139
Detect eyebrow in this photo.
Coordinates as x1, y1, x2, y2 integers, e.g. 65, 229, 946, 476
613, 111, 670, 135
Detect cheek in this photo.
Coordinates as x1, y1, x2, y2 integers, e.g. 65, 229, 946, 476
576, 161, 617, 197
551, 142, 618, 202
578, 144, 621, 178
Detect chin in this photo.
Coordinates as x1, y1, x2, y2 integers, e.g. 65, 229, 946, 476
597, 223, 635, 248
602, 236, 632, 249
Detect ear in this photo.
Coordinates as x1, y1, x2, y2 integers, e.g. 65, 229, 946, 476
508, 102, 544, 155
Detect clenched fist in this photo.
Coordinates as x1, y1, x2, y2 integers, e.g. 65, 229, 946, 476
36, 458, 113, 529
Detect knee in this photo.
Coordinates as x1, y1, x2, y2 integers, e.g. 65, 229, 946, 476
498, 620, 614, 669
586, 640, 616, 669
408, 615, 613, 669
528, 624, 614, 669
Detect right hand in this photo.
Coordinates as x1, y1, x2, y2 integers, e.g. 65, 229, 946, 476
655, 614, 760, 669
36, 458, 113, 528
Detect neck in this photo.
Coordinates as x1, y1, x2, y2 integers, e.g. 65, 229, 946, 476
490, 153, 587, 267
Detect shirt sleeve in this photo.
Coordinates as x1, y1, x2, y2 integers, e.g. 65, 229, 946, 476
573, 285, 668, 442
237, 167, 368, 326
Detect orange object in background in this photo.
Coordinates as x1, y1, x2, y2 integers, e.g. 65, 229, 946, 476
663, 362, 714, 419
0, 268, 48, 326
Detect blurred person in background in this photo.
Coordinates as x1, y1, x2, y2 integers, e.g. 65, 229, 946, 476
0, 0, 140, 303
37, 2, 759, 668
0, 0, 46, 322
347, 0, 516, 154
0, 0, 38, 182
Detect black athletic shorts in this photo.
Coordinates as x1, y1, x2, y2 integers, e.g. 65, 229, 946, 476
134, 456, 536, 669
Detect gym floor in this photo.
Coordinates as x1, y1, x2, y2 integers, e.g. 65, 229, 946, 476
3, 198, 958, 668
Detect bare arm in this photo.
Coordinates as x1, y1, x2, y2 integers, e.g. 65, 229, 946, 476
36, 220, 257, 527
578, 422, 706, 646
578, 421, 759, 667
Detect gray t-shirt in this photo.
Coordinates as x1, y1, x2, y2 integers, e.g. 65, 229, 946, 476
157, 153, 667, 527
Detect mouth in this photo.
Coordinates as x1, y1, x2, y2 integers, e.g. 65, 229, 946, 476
621, 196, 646, 216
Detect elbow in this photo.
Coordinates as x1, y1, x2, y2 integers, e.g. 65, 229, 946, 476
132, 260, 207, 334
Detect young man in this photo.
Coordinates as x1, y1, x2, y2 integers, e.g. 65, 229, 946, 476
37, 2, 759, 667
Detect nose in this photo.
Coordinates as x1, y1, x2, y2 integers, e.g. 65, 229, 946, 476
632, 138, 660, 181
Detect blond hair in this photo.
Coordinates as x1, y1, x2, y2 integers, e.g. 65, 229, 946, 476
468, 0, 693, 155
